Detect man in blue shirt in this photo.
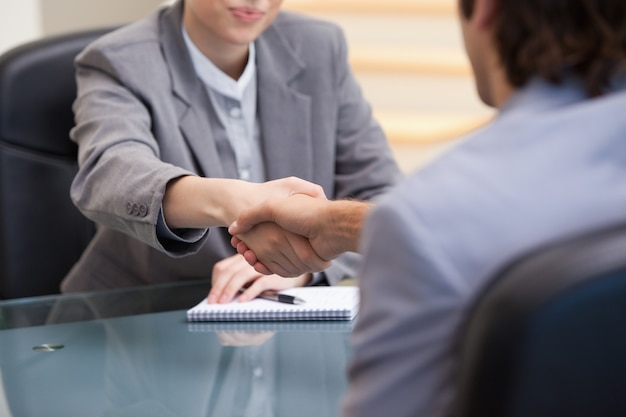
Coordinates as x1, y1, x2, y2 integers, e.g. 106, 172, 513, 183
230, 0, 626, 415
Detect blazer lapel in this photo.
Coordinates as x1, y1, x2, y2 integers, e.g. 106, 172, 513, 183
158, 4, 314, 181
256, 25, 314, 182
158, 2, 225, 178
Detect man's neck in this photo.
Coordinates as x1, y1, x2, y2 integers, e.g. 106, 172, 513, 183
490, 69, 515, 109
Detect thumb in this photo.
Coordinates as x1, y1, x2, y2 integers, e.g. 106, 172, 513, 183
228, 203, 275, 234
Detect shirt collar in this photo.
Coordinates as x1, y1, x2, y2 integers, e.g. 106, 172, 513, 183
500, 75, 626, 116
499, 77, 587, 116
182, 25, 256, 101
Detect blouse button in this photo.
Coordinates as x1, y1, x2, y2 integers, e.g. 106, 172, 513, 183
229, 107, 242, 118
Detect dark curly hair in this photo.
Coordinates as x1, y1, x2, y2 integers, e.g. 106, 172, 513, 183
460, 0, 626, 96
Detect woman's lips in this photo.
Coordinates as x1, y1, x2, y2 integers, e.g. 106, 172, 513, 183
230, 7, 265, 23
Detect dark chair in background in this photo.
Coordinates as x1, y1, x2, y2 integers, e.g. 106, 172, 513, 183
0, 28, 113, 299
453, 223, 626, 417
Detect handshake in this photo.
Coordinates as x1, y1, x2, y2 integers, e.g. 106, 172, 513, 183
228, 177, 371, 277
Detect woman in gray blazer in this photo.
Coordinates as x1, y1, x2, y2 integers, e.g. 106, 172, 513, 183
61, 0, 401, 300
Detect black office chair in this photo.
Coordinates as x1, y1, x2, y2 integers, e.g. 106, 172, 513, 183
0, 28, 114, 299
453, 223, 626, 417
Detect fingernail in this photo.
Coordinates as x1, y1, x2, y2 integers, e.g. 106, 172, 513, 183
207, 294, 217, 304
219, 294, 230, 304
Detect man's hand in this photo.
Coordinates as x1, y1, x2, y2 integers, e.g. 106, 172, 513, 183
231, 222, 331, 276
229, 195, 371, 275
207, 254, 311, 304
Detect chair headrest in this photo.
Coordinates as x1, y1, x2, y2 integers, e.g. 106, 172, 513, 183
0, 28, 112, 157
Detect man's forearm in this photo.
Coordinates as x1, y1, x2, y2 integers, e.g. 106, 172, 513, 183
320, 200, 372, 256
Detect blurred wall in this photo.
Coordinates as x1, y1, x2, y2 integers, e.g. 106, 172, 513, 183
0, 0, 42, 54
0, 0, 163, 54
40, 0, 164, 36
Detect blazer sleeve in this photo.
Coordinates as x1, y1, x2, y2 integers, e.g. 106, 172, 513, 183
70, 42, 207, 257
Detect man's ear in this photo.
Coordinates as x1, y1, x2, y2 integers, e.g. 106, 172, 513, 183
472, 0, 498, 30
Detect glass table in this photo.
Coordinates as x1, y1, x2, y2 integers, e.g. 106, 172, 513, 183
0, 280, 353, 417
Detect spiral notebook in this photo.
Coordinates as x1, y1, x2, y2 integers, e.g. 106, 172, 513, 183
186, 286, 359, 322
187, 320, 355, 333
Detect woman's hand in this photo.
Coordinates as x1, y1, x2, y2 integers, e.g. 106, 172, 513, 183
207, 253, 312, 304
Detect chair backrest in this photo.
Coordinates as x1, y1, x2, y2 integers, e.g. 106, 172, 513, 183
0, 28, 113, 299
453, 223, 626, 417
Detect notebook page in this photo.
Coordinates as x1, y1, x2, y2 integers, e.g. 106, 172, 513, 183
186, 286, 359, 322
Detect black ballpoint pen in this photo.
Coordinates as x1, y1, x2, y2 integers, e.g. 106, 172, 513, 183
239, 289, 305, 305
259, 290, 306, 305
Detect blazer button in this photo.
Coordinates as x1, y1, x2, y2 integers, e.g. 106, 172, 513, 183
126, 202, 134, 215
139, 204, 148, 217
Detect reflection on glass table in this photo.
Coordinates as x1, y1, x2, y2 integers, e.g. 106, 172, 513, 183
0, 280, 353, 417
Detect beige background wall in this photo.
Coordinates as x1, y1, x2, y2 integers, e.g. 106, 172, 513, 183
0, 0, 42, 54
0, 0, 164, 54
40, 0, 164, 36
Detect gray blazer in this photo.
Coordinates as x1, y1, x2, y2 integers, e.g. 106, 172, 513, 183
61, 1, 401, 292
